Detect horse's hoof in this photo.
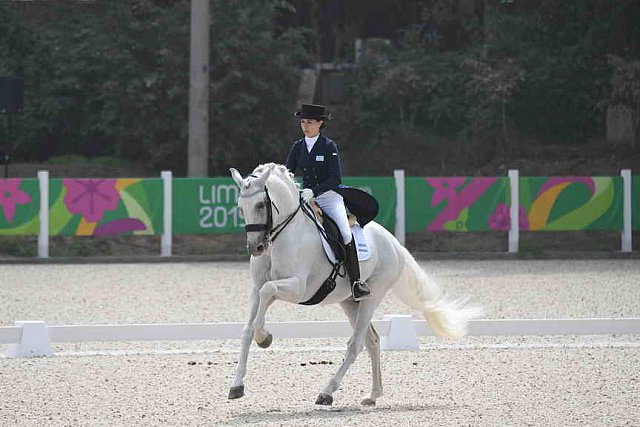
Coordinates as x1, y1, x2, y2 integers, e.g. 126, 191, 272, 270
228, 385, 245, 399
315, 393, 333, 406
361, 398, 376, 406
256, 333, 272, 348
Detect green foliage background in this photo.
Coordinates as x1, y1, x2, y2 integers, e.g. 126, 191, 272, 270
0, 0, 305, 175
1, 0, 639, 176
348, 1, 638, 147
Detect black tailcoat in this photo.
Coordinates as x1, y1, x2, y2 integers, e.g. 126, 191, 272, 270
285, 134, 342, 196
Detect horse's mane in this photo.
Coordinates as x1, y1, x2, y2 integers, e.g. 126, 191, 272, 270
250, 162, 299, 194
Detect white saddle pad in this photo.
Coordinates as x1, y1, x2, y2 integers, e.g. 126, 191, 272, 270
318, 222, 372, 264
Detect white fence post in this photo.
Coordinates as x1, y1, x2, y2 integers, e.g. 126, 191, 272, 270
380, 314, 420, 350
5, 321, 53, 358
161, 171, 172, 257
621, 169, 632, 252
37, 170, 49, 258
508, 169, 519, 253
394, 169, 405, 246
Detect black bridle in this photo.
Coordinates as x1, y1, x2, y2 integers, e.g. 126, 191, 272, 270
243, 186, 301, 244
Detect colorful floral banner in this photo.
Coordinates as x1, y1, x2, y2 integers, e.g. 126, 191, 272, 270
519, 177, 622, 231
1, 175, 637, 237
406, 177, 510, 232
49, 178, 163, 236
0, 178, 40, 235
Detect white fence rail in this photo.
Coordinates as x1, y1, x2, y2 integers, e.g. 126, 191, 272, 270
3, 315, 640, 358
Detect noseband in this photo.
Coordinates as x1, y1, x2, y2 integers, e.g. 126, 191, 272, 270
243, 186, 301, 243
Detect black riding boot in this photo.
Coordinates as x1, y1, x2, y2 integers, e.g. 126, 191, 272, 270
344, 239, 371, 301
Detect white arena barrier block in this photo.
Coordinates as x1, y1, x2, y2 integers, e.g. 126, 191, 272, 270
381, 314, 420, 351
5, 321, 53, 358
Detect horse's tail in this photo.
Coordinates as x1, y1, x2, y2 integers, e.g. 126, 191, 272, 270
391, 243, 484, 338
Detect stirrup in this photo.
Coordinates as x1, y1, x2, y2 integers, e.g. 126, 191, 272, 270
351, 280, 371, 302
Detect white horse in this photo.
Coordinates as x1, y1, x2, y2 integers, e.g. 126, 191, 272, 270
229, 163, 482, 406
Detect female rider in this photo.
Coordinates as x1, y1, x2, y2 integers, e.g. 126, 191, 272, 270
285, 103, 370, 301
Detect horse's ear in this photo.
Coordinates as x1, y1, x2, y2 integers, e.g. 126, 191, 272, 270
229, 168, 245, 188
255, 168, 272, 187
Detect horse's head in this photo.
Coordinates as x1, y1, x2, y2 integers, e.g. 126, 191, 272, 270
230, 166, 273, 256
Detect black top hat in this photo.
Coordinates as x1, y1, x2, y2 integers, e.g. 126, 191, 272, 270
294, 103, 332, 120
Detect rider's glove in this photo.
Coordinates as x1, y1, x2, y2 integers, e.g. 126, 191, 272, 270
300, 188, 314, 203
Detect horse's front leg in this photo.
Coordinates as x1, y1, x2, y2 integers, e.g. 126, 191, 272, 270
252, 276, 304, 349
316, 298, 381, 406
228, 286, 260, 399
253, 297, 276, 348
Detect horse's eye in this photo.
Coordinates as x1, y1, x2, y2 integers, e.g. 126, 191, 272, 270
256, 202, 265, 210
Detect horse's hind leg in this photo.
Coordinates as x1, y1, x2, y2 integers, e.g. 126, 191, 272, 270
339, 300, 383, 406
316, 298, 381, 406
361, 324, 382, 405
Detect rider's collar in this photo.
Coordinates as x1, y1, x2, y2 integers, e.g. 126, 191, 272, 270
304, 134, 320, 144
304, 134, 319, 151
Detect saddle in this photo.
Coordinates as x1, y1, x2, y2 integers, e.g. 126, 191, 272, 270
309, 200, 354, 262
307, 186, 379, 263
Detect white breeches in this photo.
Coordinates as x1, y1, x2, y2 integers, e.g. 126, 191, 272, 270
315, 190, 352, 244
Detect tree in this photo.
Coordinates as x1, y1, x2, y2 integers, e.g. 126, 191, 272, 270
607, 55, 640, 147
0, 0, 306, 175
370, 63, 431, 137
464, 57, 524, 157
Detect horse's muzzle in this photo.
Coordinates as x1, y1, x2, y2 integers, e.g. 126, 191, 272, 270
247, 241, 269, 257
